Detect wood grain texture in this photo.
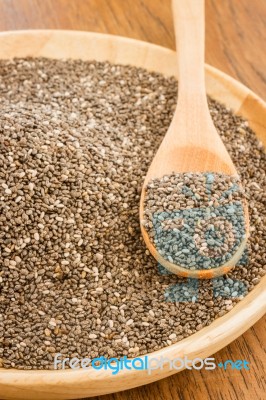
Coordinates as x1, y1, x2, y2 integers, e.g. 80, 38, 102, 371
0, 1, 265, 400
0, 0, 265, 98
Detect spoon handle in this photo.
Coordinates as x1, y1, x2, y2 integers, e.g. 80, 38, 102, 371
172, 0, 207, 103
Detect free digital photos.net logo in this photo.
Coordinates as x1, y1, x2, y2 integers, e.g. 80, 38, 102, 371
153, 173, 248, 302
53, 354, 250, 375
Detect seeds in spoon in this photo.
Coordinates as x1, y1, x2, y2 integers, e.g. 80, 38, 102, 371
142, 173, 247, 270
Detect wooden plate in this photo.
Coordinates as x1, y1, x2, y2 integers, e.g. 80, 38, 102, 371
0, 30, 265, 400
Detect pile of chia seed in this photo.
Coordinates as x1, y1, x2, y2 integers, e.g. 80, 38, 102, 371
142, 172, 246, 270
0, 58, 265, 370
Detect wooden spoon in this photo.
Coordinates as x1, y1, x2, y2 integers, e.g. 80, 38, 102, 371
139, 0, 249, 279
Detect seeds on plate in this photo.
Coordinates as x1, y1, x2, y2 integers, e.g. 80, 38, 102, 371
0, 58, 265, 369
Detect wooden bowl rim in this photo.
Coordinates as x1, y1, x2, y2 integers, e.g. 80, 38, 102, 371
0, 30, 265, 400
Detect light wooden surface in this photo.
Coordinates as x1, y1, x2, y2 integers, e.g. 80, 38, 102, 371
0, 0, 265, 99
139, 0, 249, 279
0, 1, 265, 400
